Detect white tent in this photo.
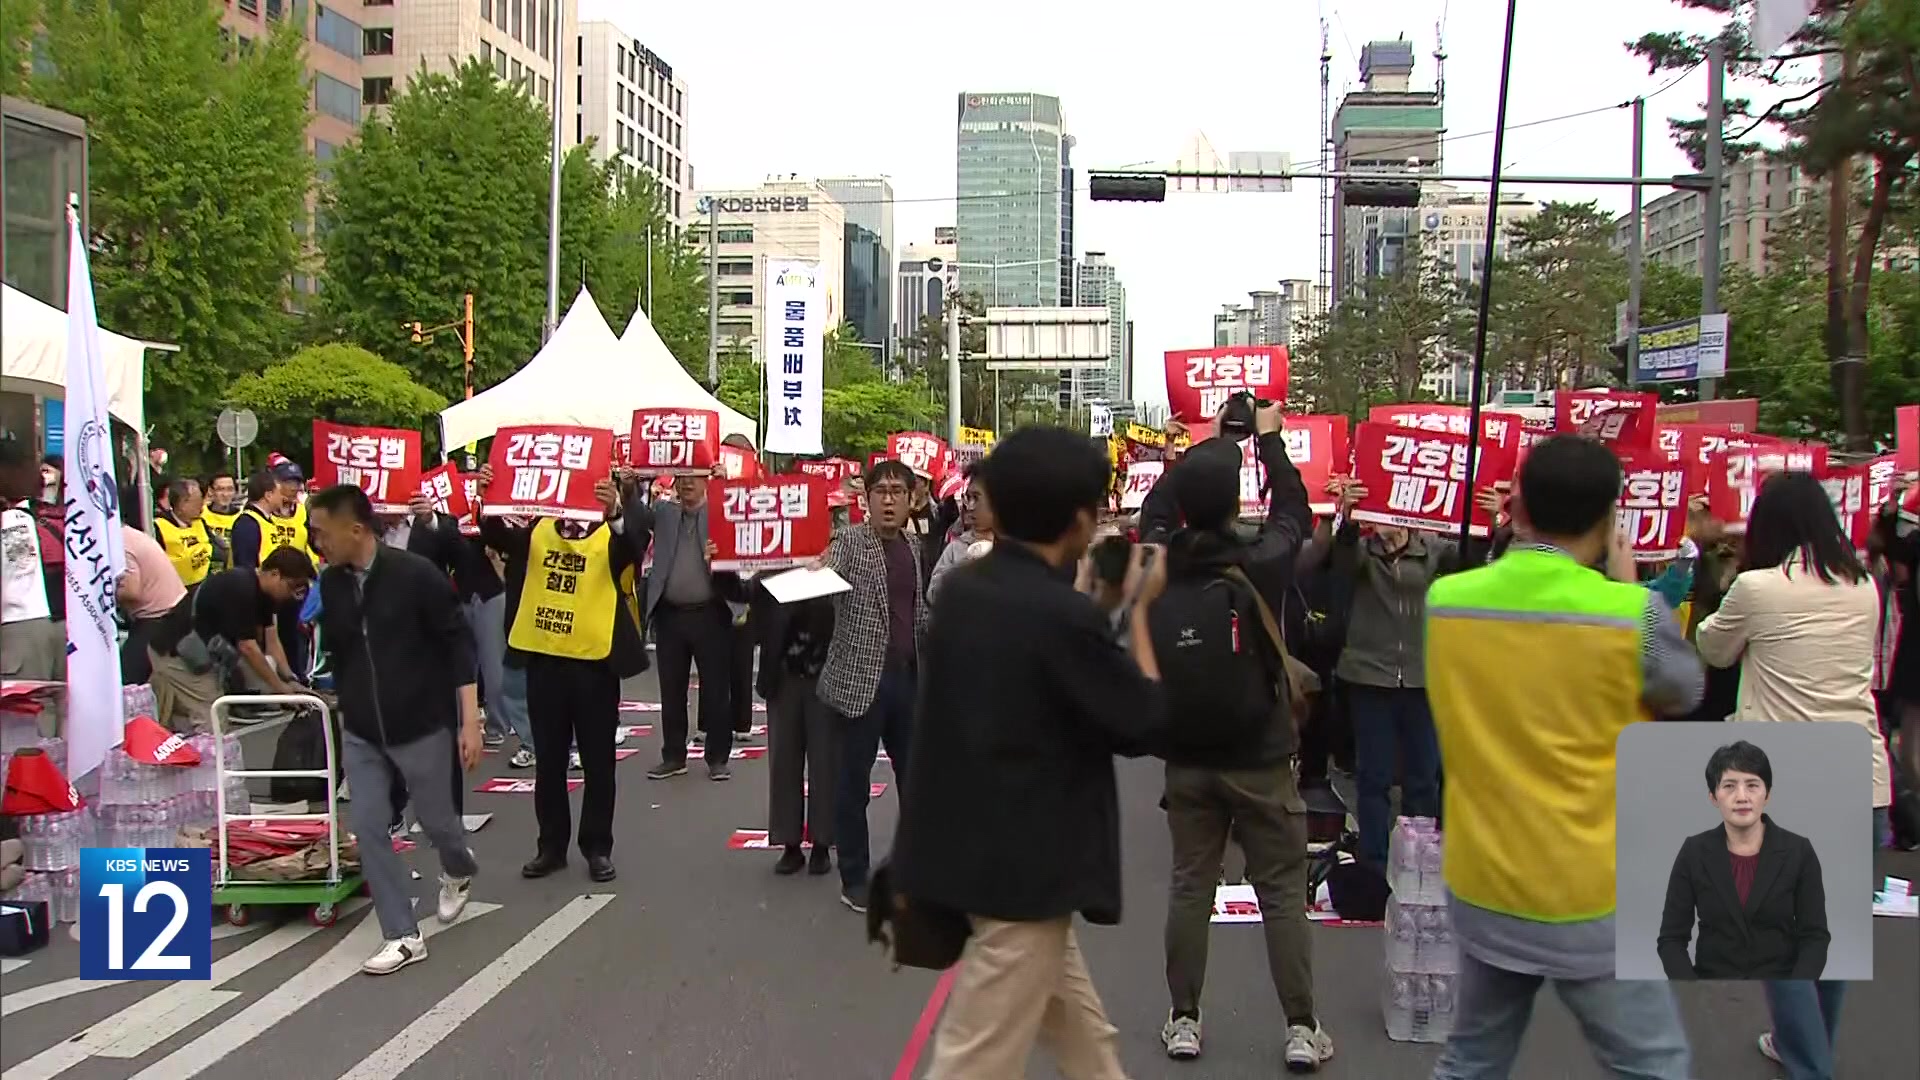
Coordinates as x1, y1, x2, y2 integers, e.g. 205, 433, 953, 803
1, 282, 152, 431
617, 306, 756, 444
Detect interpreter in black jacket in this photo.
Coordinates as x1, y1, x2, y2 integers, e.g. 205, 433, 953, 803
890, 426, 1169, 1078
306, 484, 480, 977
1658, 740, 1829, 981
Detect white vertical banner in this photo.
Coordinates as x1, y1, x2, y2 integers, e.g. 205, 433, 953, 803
62, 197, 127, 781
763, 260, 824, 455
1089, 404, 1113, 438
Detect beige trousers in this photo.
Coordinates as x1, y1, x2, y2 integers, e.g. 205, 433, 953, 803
926, 915, 1129, 1080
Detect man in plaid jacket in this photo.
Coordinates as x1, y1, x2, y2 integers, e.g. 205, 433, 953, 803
817, 458, 929, 913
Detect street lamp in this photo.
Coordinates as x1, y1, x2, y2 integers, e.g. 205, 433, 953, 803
406, 292, 477, 400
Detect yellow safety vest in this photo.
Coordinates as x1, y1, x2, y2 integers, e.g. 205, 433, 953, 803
154, 515, 214, 586
201, 509, 239, 567
508, 520, 618, 661
244, 505, 310, 564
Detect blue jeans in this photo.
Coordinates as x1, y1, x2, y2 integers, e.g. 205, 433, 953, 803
1350, 685, 1442, 866
1764, 981, 1845, 1080
497, 664, 533, 746
834, 663, 914, 891
1433, 951, 1692, 1080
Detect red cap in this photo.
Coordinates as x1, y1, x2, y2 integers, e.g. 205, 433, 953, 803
123, 716, 201, 766
1, 748, 84, 814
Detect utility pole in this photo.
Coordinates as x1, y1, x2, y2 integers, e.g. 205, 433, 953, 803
1627, 97, 1645, 384
543, 0, 564, 341
946, 288, 963, 447
705, 198, 719, 388
1700, 36, 1726, 401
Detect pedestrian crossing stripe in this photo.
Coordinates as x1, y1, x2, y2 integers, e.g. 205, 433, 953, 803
618, 701, 767, 713
475, 777, 581, 794
801, 782, 888, 798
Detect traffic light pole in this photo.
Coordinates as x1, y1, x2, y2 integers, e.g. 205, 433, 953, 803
1093, 169, 1706, 190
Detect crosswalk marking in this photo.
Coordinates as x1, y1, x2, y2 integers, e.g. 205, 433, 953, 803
0, 975, 128, 1019
124, 901, 500, 1080
0, 958, 27, 975
333, 894, 613, 1080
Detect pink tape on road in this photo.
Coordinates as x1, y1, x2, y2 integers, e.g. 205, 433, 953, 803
891, 966, 958, 1080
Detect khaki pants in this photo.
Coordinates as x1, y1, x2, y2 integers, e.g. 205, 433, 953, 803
927, 916, 1128, 1080
148, 648, 219, 733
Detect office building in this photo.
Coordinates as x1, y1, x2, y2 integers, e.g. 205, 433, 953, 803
955, 92, 1069, 307
1611, 156, 1815, 277
577, 22, 691, 223
1070, 253, 1128, 406
1419, 183, 1536, 284
1212, 279, 1328, 350
687, 178, 846, 356
357, 0, 578, 143
821, 178, 894, 364
1331, 40, 1444, 299
1059, 135, 1077, 306
895, 234, 957, 368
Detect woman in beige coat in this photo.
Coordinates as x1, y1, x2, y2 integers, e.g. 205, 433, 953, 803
1695, 470, 1884, 1080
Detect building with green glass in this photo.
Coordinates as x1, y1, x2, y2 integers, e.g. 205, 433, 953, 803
954, 92, 1070, 308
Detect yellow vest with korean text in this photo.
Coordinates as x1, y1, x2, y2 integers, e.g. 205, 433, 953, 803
154, 515, 214, 587
1425, 548, 1650, 923
200, 508, 239, 566
508, 520, 618, 661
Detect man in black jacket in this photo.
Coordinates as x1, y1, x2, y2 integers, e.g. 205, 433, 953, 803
1150, 400, 1335, 1071
892, 426, 1168, 1079
306, 484, 481, 978
401, 491, 512, 750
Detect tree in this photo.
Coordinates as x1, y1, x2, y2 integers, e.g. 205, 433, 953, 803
224, 344, 447, 465
714, 323, 905, 443
0, 0, 39, 96
1485, 202, 1629, 388
27, 0, 312, 458
822, 382, 940, 459
320, 59, 560, 403
576, 170, 708, 368
1294, 248, 1469, 417
1628, 0, 1920, 448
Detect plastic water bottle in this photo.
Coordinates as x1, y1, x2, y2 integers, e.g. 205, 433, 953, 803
51, 868, 81, 923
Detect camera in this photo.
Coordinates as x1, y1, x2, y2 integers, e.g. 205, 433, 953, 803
1217, 390, 1273, 438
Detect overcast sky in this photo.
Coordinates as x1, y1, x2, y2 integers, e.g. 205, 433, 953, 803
581, 0, 1803, 409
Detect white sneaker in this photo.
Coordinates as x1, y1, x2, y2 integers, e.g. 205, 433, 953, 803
362, 934, 426, 975
612, 726, 628, 747
509, 747, 536, 769
1758, 1031, 1780, 1063
1161, 1011, 1202, 1059
569, 750, 582, 770
436, 869, 473, 923
1284, 1022, 1333, 1072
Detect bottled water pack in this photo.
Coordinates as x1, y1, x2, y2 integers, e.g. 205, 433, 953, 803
1383, 815, 1457, 1044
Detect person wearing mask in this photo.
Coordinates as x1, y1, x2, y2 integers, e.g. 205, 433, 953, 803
816, 458, 928, 913
154, 477, 223, 591
401, 488, 510, 751
117, 523, 190, 686
478, 466, 646, 883
889, 426, 1168, 1079
641, 470, 740, 781
927, 466, 996, 603
1150, 401, 1334, 1070
1424, 435, 1702, 1080
306, 484, 482, 976
1693, 471, 1886, 1080
756, 583, 838, 877
1, 440, 65, 681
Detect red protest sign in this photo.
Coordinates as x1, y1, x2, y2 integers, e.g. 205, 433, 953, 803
483, 425, 613, 522
717, 443, 761, 480
1821, 464, 1869, 552
1348, 422, 1515, 537
1555, 390, 1657, 434
1164, 346, 1289, 422
1706, 443, 1831, 529
709, 474, 830, 570
629, 408, 720, 474
311, 421, 421, 514
458, 473, 482, 534
1899, 405, 1919, 473
887, 431, 949, 478
1120, 461, 1162, 510
418, 463, 472, 520
1281, 416, 1345, 516
612, 434, 632, 466
1367, 404, 1526, 456
795, 457, 859, 482
1615, 454, 1690, 561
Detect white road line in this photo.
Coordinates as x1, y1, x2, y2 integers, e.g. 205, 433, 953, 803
0, 977, 128, 1018
125, 901, 500, 1080
334, 894, 614, 1080
0, 958, 27, 975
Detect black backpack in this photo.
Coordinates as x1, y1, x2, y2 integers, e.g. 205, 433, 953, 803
1147, 565, 1286, 757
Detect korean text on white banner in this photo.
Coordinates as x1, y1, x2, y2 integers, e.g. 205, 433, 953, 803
1089, 404, 1113, 438
62, 197, 128, 780
764, 260, 825, 455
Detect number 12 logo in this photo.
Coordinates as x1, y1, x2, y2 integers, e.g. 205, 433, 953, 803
80, 847, 212, 980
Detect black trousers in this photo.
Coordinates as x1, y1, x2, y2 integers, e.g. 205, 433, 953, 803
729, 612, 756, 734
527, 653, 620, 858
768, 674, 837, 848
655, 601, 733, 765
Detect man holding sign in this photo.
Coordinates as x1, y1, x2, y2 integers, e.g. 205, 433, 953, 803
477, 458, 649, 884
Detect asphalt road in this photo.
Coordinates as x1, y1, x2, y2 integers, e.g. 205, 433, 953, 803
3, 669, 1917, 1080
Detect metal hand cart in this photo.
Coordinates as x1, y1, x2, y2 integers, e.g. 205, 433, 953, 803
208, 694, 362, 927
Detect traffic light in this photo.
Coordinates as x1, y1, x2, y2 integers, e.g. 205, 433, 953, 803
1088, 173, 1167, 203
1339, 179, 1422, 208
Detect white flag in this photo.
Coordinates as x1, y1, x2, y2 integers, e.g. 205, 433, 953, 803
1752, 0, 1817, 56
763, 260, 825, 455
62, 197, 127, 782
1089, 404, 1114, 438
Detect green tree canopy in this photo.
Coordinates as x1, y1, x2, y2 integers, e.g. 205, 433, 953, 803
0, 0, 40, 96
224, 344, 447, 465
27, 0, 312, 458
1294, 247, 1469, 418
711, 324, 937, 457
577, 170, 709, 368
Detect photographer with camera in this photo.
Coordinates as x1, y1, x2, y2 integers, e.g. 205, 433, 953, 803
1144, 397, 1334, 1070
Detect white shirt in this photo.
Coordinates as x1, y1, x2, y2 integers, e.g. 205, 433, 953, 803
2, 506, 51, 624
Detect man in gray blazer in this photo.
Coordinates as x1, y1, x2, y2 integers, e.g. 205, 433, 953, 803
644, 472, 740, 780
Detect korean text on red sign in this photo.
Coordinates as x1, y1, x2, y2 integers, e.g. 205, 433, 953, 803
1615, 455, 1689, 561
1554, 390, 1657, 434
1121, 461, 1163, 511
1899, 405, 1919, 473
1367, 404, 1524, 456
887, 431, 949, 479
482, 425, 613, 522
708, 474, 829, 570
628, 408, 719, 474
1706, 443, 1831, 530
1826, 456, 1898, 551
1162, 345, 1290, 422
311, 421, 421, 514
795, 457, 859, 482
1347, 422, 1515, 537
1281, 415, 1346, 515
457, 474, 482, 534
418, 463, 472, 520
717, 443, 760, 480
